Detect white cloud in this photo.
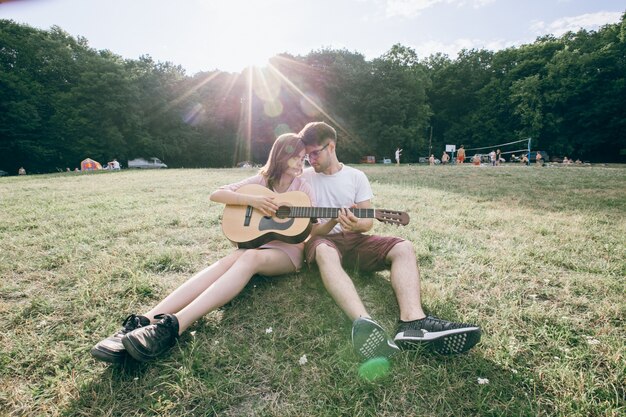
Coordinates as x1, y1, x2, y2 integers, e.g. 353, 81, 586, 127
385, 0, 495, 18
414, 37, 519, 59
460, 0, 496, 8
531, 11, 623, 37
385, 0, 439, 18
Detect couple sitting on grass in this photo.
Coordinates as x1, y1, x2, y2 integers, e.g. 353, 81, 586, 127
91, 122, 481, 365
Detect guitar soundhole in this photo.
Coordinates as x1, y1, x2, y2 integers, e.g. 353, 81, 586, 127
275, 205, 291, 219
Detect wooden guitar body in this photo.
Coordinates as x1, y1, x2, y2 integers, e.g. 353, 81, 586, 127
221, 184, 312, 249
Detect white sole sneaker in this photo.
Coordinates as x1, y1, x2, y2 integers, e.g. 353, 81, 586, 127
352, 317, 400, 360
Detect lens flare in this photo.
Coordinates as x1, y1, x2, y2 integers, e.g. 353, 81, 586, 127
274, 124, 290, 137
263, 100, 283, 117
183, 103, 205, 125
300, 93, 321, 117
252, 66, 281, 102
358, 357, 390, 382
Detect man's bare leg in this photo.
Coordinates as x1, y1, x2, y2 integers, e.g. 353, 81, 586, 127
315, 243, 368, 320
386, 241, 426, 321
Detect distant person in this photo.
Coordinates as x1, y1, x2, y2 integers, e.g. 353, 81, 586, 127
562, 157, 571, 165
536, 152, 543, 166
395, 148, 403, 166
457, 145, 466, 164
441, 151, 450, 165
575, 159, 582, 164
521, 154, 529, 165
429, 154, 435, 165
472, 154, 481, 165
489, 150, 496, 166
111, 159, 121, 170
91, 133, 319, 364
18, 167, 26, 175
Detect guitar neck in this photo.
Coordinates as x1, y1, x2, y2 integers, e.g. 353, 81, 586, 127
283, 207, 376, 219
273, 201, 409, 226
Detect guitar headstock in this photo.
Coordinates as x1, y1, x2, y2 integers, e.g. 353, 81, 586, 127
374, 209, 410, 226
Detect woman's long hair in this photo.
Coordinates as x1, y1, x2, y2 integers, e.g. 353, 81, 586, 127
259, 133, 304, 190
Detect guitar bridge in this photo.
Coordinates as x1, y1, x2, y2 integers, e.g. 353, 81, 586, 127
244, 206, 253, 226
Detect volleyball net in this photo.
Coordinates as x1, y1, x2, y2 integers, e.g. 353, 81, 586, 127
461, 138, 531, 162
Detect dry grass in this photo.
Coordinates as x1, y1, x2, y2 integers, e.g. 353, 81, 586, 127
0, 164, 624, 416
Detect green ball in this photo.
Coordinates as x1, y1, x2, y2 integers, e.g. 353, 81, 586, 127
358, 357, 390, 381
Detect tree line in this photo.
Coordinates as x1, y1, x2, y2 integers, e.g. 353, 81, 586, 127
1, 15, 624, 174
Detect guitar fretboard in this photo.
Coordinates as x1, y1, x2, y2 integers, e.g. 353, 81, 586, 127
278, 207, 375, 218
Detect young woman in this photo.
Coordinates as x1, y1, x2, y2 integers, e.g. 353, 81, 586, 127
91, 133, 315, 363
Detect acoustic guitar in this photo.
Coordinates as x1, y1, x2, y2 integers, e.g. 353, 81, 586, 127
221, 184, 409, 249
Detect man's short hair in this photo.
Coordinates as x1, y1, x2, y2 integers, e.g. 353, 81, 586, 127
299, 122, 337, 146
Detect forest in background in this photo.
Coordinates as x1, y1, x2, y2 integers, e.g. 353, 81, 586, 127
1, 14, 625, 174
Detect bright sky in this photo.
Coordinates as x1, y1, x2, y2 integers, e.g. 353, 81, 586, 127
1, 0, 623, 74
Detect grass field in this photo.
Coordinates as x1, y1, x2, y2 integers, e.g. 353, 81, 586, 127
1, 164, 624, 416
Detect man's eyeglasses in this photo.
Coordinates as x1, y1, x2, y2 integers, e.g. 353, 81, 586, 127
306, 143, 330, 161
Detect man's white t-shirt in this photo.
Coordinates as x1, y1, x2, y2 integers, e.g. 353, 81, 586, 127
301, 164, 373, 234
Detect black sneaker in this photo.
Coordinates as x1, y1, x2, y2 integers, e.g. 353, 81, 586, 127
91, 314, 150, 364
122, 313, 180, 362
352, 317, 401, 360
394, 316, 481, 354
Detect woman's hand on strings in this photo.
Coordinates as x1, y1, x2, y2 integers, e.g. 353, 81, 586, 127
248, 195, 278, 217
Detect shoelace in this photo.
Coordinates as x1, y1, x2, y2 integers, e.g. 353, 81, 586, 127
109, 315, 140, 339
121, 314, 140, 332
153, 314, 178, 338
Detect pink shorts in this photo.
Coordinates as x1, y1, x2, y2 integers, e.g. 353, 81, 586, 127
305, 232, 404, 272
258, 240, 304, 271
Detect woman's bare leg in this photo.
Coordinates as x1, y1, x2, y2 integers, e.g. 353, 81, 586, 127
174, 248, 295, 333
143, 250, 245, 321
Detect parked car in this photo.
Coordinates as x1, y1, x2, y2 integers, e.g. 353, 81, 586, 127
0, 169, 8, 177
127, 157, 168, 169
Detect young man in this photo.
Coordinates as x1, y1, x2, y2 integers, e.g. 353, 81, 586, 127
457, 145, 466, 164
299, 122, 481, 360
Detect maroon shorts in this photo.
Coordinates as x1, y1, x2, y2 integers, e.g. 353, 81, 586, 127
305, 232, 404, 272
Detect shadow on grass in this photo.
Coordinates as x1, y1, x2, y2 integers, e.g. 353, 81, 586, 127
63, 271, 552, 416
